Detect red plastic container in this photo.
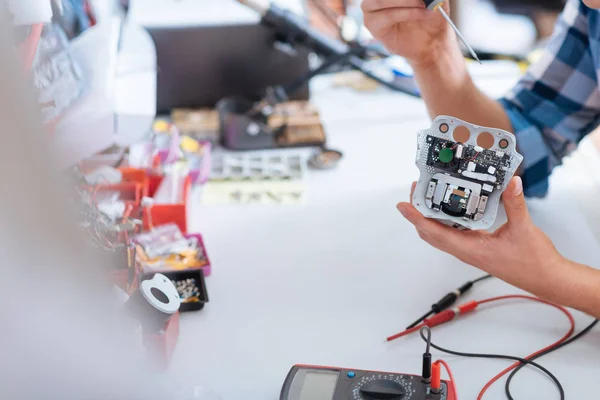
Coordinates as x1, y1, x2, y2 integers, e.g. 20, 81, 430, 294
111, 269, 128, 291
143, 311, 180, 371
120, 168, 150, 198
143, 175, 191, 234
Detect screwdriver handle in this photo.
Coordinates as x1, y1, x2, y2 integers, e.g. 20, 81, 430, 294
423, 0, 444, 11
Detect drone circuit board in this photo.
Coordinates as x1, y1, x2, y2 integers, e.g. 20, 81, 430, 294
414, 116, 523, 230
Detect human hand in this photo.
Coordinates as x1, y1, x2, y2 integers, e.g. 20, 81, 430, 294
396, 177, 565, 290
361, 0, 453, 65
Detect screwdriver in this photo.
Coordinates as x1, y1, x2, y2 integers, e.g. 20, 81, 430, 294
423, 0, 481, 64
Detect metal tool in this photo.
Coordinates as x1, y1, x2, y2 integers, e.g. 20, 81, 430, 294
423, 0, 481, 64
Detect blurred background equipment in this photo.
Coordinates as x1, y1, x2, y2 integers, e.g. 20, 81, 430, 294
489, 0, 565, 39
23, 0, 158, 168
128, 0, 311, 113
210, 0, 421, 151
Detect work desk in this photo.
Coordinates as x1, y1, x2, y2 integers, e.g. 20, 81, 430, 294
175, 71, 600, 399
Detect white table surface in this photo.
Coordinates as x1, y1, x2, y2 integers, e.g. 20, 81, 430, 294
173, 72, 600, 399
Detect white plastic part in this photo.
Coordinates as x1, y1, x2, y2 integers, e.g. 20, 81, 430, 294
53, 17, 157, 168
413, 116, 523, 230
456, 145, 463, 159
97, 200, 126, 221
6, 0, 53, 26
141, 196, 155, 208
140, 273, 180, 315
84, 166, 123, 185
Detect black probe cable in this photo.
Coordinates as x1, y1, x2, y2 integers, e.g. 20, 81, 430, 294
504, 319, 599, 400
247, 51, 354, 118
406, 274, 493, 330
418, 330, 566, 400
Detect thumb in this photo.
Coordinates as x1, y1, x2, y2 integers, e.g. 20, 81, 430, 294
502, 176, 530, 225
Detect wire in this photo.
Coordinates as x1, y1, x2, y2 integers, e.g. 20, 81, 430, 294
406, 310, 435, 331
248, 51, 355, 118
418, 295, 576, 400
435, 360, 458, 400
471, 274, 493, 284
420, 330, 566, 400
284, 51, 353, 95
505, 319, 599, 400
474, 295, 575, 400
421, 326, 432, 354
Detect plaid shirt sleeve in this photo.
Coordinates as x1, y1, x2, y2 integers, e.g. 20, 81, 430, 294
500, 0, 600, 197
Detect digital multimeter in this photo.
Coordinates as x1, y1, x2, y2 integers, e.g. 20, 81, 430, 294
280, 365, 455, 400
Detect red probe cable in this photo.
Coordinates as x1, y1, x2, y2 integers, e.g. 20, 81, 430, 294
434, 360, 458, 400
387, 295, 576, 399
475, 295, 575, 400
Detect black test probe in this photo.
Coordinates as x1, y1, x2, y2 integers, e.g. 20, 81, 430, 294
406, 274, 493, 330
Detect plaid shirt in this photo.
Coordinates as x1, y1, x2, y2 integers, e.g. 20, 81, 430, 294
500, 0, 600, 197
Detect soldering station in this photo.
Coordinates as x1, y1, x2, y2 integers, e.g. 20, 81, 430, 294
8, 0, 600, 399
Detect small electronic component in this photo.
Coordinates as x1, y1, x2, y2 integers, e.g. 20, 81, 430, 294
414, 116, 523, 230
172, 278, 202, 303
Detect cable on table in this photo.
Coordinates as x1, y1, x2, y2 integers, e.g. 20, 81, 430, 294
413, 294, 577, 400
504, 318, 599, 400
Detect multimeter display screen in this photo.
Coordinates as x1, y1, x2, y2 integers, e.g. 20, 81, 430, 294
298, 371, 339, 400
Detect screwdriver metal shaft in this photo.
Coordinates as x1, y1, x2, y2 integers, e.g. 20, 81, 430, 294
436, 7, 481, 64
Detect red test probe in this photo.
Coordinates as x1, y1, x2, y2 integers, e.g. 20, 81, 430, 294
388, 295, 578, 400
388, 300, 478, 342
405, 274, 493, 330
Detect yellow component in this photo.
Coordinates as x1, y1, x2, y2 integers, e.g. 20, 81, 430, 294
153, 119, 170, 133
517, 61, 529, 74
180, 135, 201, 153
143, 248, 208, 271
183, 297, 200, 303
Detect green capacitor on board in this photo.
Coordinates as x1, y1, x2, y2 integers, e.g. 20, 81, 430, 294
439, 148, 454, 163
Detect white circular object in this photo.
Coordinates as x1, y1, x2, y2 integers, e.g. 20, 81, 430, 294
247, 123, 260, 136
140, 273, 180, 315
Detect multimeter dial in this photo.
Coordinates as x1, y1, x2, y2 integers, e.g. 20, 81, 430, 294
280, 366, 450, 400
350, 374, 420, 399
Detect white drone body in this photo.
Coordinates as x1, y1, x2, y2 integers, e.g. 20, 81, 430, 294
413, 116, 523, 230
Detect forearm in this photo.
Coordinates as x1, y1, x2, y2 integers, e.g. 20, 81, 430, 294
493, 257, 600, 319
409, 41, 512, 131
543, 260, 600, 319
